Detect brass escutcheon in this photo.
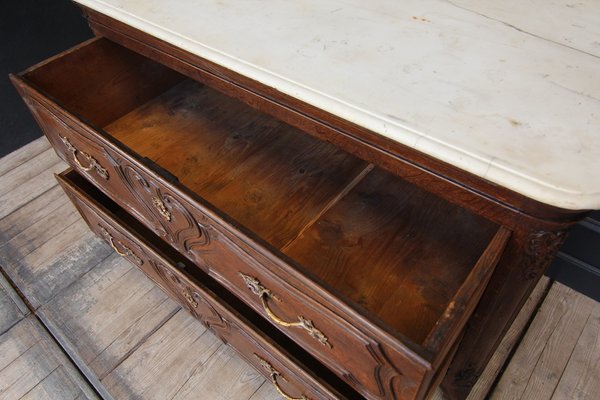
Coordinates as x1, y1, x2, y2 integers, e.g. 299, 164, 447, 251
151, 196, 172, 222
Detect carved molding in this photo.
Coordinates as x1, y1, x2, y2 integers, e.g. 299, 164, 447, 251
522, 230, 567, 280
105, 152, 211, 259
150, 260, 231, 335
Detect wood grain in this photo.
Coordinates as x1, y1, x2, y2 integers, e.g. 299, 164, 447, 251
0, 276, 26, 336
0, 184, 66, 244
0, 137, 50, 178
492, 283, 598, 399
552, 309, 600, 400
105, 79, 368, 248
466, 276, 551, 400
101, 310, 222, 399
39, 254, 179, 379
0, 317, 97, 400
285, 167, 498, 343
166, 345, 264, 400
4, 219, 111, 309
22, 37, 183, 128
0, 148, 66, 219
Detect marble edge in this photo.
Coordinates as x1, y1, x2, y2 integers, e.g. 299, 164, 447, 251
74, 0, 600, 211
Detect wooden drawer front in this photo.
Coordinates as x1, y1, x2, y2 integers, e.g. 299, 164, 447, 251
200, 229, 430, 399
15, 91, 174, 235
16, 67, 428, 398
14, 87, 215, 263
57, 170, 346, 400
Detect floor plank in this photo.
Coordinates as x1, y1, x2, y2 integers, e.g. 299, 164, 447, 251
0, 276, 26, 335
0, 316, 97, 400
0, 184, 67, 244
101, 310, 223, 399
0, 137, 50, 178
4, 221, 112, 309
40, 254, 179, 379
19, 366, 85, 400
171, 345, 264, 400
0, 148, 67, 219
466, 277, 551, 400
551, 310, 600, 400
492, 283, 598, 399
0, 187, 78, 267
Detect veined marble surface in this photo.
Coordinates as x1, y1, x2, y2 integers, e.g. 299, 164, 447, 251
75, 0, 600, 210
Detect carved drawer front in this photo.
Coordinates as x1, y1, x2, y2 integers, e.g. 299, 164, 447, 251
57, 169, 348, 400
197, 228, 432, 399
13, 78, 215, 263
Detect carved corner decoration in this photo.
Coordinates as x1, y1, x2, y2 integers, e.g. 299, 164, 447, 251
522, 230, 567, 280
105, 151, 211, 258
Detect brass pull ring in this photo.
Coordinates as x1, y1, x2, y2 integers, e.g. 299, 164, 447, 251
240, 273, 331, 348
100, 226, 143, 266
254, 355, 309, 400
151, 196, 172, 221
60, 136, 109, 179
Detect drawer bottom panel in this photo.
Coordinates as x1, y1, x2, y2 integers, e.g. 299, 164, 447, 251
57, 168, 355, 400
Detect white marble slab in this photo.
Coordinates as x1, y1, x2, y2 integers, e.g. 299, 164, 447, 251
74, 0, 600, 210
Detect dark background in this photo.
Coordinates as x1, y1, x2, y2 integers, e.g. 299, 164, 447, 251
0, 0, 91, 157
1, 0, 599, 302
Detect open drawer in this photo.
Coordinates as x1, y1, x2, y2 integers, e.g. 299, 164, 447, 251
57, 169, 357, 400
14, 37, 511, 399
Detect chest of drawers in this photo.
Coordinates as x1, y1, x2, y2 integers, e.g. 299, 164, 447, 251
11, 3, 595, 399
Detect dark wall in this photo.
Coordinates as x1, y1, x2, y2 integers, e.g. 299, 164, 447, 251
0, 0, 92, 157
547, 211, 600, 301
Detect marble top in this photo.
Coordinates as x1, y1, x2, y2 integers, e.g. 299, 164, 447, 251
75, 0, 600, 210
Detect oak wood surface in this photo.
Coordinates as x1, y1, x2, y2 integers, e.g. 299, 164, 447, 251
105, 79, 369, 248
22, 37, 183, 128
492, 283, 600, 400
285, 167, 499, 344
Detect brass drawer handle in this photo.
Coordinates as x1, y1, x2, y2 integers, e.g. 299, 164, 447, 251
254, 354, 309, 400
151, 196, 172, 221
100, 226, 143, 266
60, 136, 109, 179
240, 273, 331, 348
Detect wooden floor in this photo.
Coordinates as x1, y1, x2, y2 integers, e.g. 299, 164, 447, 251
1, 137, 599, 400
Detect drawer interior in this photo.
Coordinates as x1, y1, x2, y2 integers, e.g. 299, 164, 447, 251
24, 38, 502, 350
